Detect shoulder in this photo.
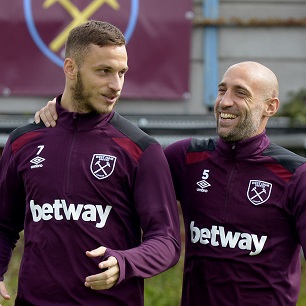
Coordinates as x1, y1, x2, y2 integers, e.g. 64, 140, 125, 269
109, 112, 161, 160
10, 121, 46, 144
164, 138, 192, 161
187, 137, 217, 153
110, 112, 158, 152
263, 142, 306, 173
165, 137, 216, 153
165, 137, 217, 165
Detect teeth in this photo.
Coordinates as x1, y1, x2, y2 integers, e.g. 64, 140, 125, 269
221, 112, 237, 119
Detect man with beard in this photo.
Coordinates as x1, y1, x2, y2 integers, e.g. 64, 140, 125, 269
164, 61, 306, 305
0, 20, 180, 306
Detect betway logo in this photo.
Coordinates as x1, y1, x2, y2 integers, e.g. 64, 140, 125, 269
30, 199, 112, 228
190, 221, 267, 256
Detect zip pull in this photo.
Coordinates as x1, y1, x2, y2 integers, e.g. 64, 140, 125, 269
232, 143, 236, 149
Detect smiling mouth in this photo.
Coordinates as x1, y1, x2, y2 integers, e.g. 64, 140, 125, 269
220, 112, 237, 119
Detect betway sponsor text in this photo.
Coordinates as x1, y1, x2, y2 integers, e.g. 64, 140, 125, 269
190, 221, 267, 256
30, 199, 112, 228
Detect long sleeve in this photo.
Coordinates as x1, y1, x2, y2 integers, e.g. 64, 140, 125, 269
105, 143, 181, 283
287, 164, 306, 254
0, 137, 25, 280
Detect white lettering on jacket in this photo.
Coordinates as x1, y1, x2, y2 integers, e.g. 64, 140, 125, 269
190, 221, 267, 256
30, 199, 112, 228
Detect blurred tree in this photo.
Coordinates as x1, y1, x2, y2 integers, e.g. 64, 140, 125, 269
279, 89, 306, 126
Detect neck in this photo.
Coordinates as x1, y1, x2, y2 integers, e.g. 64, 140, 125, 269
60, 90, 75, 112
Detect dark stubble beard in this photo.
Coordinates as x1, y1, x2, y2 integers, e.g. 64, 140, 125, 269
71, 71, 96, 113
72, 71, 119, 114
217, 110, 262, 142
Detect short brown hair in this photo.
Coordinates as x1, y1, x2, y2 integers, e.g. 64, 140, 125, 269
65, 20, 126, 66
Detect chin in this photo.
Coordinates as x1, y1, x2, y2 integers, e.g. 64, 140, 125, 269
97, 106, 114, 115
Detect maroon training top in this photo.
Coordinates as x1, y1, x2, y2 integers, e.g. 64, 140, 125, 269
0, 96, 180, 306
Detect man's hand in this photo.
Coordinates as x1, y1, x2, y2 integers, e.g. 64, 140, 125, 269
85, 246, 120, 290
34, 98, 57, 127
0, 281, 10, 305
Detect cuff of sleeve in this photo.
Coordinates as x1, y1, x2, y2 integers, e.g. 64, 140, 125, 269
104, 249, 125, 285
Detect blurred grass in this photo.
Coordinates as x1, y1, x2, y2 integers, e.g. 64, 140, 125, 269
144, 256, 184, 306
1, 233, 23, 306
2, 234, 306, 306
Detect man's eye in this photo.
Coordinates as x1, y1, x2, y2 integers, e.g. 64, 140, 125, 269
98, 69, 108, 74
119, 70, 127, 78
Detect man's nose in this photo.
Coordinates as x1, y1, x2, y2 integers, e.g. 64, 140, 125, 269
108, 74, 122, 91
219, 91, 234, 107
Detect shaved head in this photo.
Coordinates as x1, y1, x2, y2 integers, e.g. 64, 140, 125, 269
224, 61, 279, 100
214, 61, 280, 142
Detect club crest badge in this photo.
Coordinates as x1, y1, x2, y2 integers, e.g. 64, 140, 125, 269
247, 180, 272, 205
90, 154, 116, 180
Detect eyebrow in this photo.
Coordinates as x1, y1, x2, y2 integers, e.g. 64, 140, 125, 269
94, 65, 129, 72
234, 85, 251, 96
218, 82, 251, 94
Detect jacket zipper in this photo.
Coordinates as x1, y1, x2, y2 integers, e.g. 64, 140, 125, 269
65, 114, 78, 196
221, 143, 236, 221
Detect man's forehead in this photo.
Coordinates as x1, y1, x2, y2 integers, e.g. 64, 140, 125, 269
86, 44, 128, 66
219, 76, 250, 88
221, 67, 257, 87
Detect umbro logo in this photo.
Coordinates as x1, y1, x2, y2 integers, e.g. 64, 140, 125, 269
196, 180, 211, 193
30, 145, 45, 168
196, 169, 211, 193
30, 156, 45, 168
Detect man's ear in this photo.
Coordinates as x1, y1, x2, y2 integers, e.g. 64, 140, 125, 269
63, 58, 77, 80
265, 97, 280, 117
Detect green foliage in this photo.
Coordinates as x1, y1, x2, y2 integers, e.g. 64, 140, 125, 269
279, 89, 306, 125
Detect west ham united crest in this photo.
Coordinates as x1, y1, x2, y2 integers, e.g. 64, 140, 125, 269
90, 154, 116, 180
247, 180, 272, 205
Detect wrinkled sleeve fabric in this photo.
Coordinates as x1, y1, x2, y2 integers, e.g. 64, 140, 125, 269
0, 137, 25, 281
104, 143, 181, 284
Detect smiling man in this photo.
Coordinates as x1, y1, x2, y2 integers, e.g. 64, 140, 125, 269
164, 61, 306, 305
215, 61, 279, 142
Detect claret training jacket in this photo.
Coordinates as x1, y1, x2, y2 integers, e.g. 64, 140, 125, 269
0, 96, 180, 306
164, 132, 306, 306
